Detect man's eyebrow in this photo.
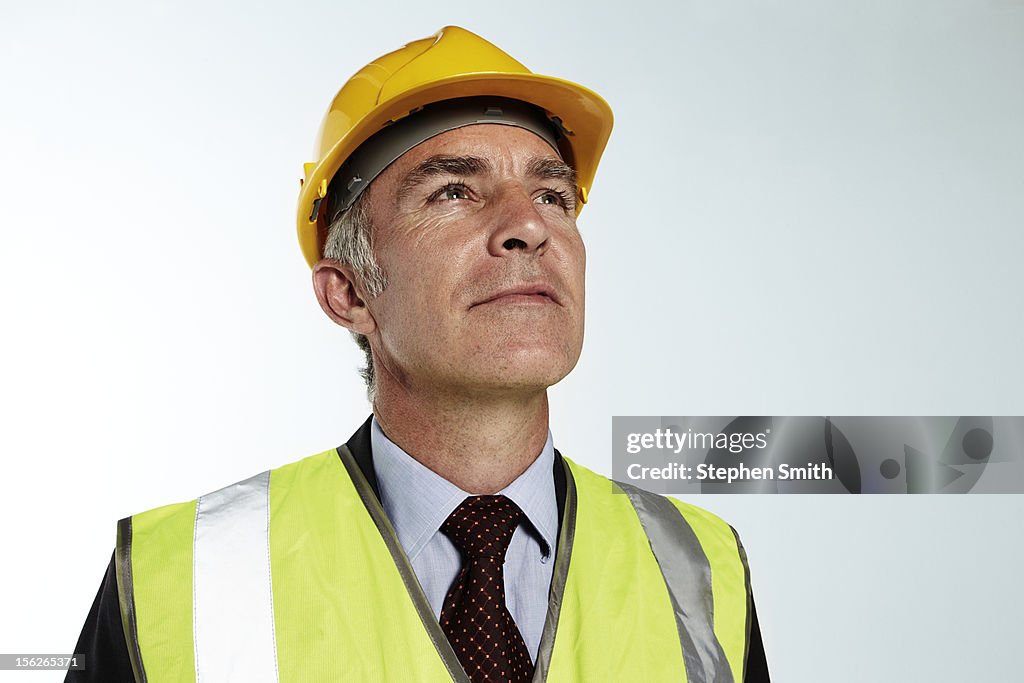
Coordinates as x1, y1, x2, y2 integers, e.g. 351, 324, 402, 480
527, 156, 577, 186
397, 155, 492, 199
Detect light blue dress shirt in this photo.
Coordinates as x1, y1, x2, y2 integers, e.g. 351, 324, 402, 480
370, 416, 558, 663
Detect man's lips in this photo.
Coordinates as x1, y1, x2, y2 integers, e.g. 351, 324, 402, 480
471, 284, 560, 308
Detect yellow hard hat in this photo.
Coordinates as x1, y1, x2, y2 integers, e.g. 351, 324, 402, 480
296, 25, 614, 267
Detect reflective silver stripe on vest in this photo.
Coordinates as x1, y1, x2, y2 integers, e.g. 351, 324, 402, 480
193, 470, 280, 683
618, 481, 733, 683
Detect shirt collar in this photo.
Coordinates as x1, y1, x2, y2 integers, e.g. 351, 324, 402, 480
370, 415, 558, 562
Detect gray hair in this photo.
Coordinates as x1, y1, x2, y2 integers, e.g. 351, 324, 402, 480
322, 188, 387, 401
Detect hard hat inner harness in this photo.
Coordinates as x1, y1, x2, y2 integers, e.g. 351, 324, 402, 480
324, 97, 567, 224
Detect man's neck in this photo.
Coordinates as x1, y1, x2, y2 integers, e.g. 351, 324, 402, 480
372, 384, 550, 494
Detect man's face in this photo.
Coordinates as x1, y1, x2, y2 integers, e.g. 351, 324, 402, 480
362, 123, 586, 398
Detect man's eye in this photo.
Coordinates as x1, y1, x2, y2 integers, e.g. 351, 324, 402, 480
538, 189, 573, 209
432, 184, 470, 202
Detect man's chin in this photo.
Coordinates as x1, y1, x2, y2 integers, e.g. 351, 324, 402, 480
459, 350, 580, 394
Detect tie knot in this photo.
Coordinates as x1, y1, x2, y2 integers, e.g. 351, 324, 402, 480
441, 495, 524, 560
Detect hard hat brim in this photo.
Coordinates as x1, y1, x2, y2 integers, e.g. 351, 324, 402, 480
297, 72, 613, 268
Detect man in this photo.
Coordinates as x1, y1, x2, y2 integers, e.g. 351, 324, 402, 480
70, 26, 770, 682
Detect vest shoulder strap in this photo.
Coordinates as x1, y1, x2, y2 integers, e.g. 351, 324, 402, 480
117, 498, 199, 683
564, 457, 750, 683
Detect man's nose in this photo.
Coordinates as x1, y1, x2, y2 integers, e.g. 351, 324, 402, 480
486, 187, 550, 256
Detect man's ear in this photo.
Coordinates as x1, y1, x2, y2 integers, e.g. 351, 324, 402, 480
311, 259, 377, 335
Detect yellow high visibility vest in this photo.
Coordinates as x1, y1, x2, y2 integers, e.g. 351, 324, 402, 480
115, 447, 752, 682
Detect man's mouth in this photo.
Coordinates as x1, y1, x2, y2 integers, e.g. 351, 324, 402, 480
471, 283, 560, 308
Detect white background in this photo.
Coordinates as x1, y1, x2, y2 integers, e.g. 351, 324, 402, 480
2, 1, 1023, 681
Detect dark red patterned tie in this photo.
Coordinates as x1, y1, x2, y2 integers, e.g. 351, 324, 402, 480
440, 495, 534, 683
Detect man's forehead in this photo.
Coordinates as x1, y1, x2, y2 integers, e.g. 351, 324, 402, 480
397, 124, 562, 170
324, 98, 572, 222
381, 124, 574, 193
